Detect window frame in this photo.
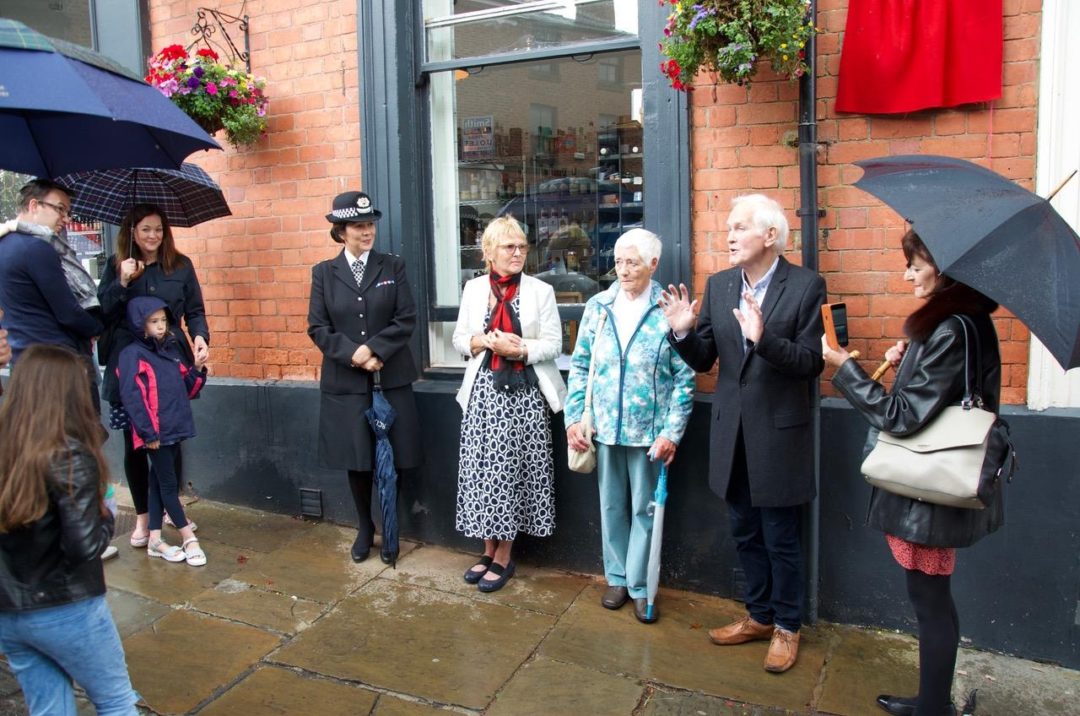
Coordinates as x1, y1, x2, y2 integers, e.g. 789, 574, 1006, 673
357, 0, 689, 373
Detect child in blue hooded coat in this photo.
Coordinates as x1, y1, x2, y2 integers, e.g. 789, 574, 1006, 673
117, 296, 207, 566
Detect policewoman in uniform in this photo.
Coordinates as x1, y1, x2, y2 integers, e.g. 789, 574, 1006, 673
307, 191, 421, 564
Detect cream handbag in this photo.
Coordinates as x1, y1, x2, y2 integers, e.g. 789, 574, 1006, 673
568, 310, 607, 474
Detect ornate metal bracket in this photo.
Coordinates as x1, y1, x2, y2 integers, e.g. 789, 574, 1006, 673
187, 2, 250, 72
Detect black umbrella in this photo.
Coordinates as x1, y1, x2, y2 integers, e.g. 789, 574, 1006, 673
854, 155, 1080, 370
364, 373, 399, 567
55, 163, 231, 228
0, 18, 219, 176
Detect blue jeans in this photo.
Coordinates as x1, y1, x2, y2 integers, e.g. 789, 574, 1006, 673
597, 444, 662, 599
0, 596, 139, 715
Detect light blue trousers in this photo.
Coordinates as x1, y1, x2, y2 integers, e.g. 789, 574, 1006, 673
597, 443, 661, 599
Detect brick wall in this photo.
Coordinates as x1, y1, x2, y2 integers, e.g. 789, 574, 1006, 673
687, 0, 1040, 405
148, 1, 1041, 403
147, 0, 361, 380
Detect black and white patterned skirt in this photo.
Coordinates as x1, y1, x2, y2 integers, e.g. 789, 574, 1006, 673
456, 368, 555, 540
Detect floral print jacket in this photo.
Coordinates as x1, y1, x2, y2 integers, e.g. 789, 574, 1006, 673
565, 281, 695, 447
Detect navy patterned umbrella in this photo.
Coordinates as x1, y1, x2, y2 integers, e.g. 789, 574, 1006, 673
55, 163, 231, 228
0, 19, 219, 176
365, 373, 400, 567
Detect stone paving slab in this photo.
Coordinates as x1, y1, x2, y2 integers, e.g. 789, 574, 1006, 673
540, 584, 824, 713
105, 589, 172, 639
197, 665, 377, 716
188, 578, 325, 635
102, 537, 247, 604
372, 694, 463, 715
122, 609, 280, 714
641, 688, 795, 715
816, 626, 919, 716
953, 646, 1080, 715
229, 522, 394, 604
486, 656, 644, 715
177, 502, 316, 553
384, 544, 589, 616
270, 578, 554, 710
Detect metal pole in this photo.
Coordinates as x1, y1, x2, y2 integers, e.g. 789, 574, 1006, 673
797, 0, 821, 625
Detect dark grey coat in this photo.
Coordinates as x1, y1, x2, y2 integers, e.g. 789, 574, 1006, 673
670, 257, 826, 507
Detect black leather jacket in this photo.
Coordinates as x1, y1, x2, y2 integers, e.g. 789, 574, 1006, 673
0, 441, 114, 611
832, 312, 1004, 548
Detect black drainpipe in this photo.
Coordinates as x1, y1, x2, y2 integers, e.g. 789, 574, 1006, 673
798, 0, 822, 625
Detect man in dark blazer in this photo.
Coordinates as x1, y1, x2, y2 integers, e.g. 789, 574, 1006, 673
308, 191, 421, 566
661, 193, 825, 674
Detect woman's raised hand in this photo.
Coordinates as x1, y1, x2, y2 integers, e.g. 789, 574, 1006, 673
119, 258, 144, 287
885, 340, 907, 368
659, 283, 698, 334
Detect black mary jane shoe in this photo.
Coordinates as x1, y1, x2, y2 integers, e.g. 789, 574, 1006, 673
463, 555, 494, 584
380, 549, 398, 567
351, 532, 372, 563
477, 560, 516, 593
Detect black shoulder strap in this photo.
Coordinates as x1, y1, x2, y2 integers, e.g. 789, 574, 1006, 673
952, 314, 984, 409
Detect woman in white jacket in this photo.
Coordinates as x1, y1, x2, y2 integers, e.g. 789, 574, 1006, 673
452, 217, 566, 592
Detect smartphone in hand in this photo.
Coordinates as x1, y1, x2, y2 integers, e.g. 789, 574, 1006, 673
821, 302, 849, 351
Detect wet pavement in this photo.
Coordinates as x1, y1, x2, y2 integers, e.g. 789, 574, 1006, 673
1, 499, 1077, 715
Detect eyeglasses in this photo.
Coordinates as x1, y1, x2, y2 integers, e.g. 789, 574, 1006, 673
498, 243, 529, 255
37, 200, 70, 219
614, 258, 643, 270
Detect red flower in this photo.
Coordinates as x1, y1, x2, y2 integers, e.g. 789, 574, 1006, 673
159, 44, 187, 61
196, 48, 220, 61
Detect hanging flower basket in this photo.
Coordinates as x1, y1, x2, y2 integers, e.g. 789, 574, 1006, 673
146, 45, 269, 148
659, 0, 817, 90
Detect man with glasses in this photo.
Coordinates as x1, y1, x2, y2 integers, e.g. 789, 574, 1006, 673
0, 179, 103, 397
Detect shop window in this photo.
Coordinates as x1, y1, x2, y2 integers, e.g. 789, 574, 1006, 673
415, 0, 680, 371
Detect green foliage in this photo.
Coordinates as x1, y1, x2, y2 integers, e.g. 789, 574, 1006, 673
659, 0, 817, 90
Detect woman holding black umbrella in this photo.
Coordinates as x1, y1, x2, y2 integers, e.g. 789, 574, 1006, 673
822, 229, 997, 716
307, 191, 421, 565
98, 204, 210, 548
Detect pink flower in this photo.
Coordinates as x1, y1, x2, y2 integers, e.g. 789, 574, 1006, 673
206, 82, 218, 95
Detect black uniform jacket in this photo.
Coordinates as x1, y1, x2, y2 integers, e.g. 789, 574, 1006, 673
832, 304, 1004, 548
670, 257, 826, 507
0, 441, 114, 612
307, 249, 418, 393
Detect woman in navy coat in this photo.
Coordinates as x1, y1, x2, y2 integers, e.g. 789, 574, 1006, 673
307, 191, 421, 565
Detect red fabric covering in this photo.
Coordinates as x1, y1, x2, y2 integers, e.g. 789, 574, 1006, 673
836, 0, 1003, 114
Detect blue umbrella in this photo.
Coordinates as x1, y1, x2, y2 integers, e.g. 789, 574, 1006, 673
0, 18, 219, 176
364, 373, 399, 567
645, 460, 669, 621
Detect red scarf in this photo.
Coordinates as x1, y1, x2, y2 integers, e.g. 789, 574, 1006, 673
486, 271, 525, 380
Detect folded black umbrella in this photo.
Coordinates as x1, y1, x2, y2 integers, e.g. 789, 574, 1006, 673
365, 373, 399, 567
56, 163, 231, 228
855, 155, 1080, 370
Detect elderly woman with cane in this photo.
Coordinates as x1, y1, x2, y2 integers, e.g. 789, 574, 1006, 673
565, 228, 695, 623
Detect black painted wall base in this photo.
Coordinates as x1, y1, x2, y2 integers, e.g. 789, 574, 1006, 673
102, 380, 1080, 669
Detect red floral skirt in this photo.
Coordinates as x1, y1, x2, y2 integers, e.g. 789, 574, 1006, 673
886, 533, 956, 576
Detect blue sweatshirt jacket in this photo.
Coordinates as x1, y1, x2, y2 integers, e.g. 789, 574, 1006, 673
117, 296, 206, 449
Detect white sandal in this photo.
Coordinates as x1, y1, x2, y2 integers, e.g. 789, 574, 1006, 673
182, 537, 207, 567
147, 539, 185, 563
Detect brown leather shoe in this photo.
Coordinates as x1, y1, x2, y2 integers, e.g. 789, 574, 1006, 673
708, 616, 774, 645
764, 627, 799, 673
601, 586, 629, 610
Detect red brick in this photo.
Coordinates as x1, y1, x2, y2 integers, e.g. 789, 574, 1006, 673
735, 102, 796, 125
